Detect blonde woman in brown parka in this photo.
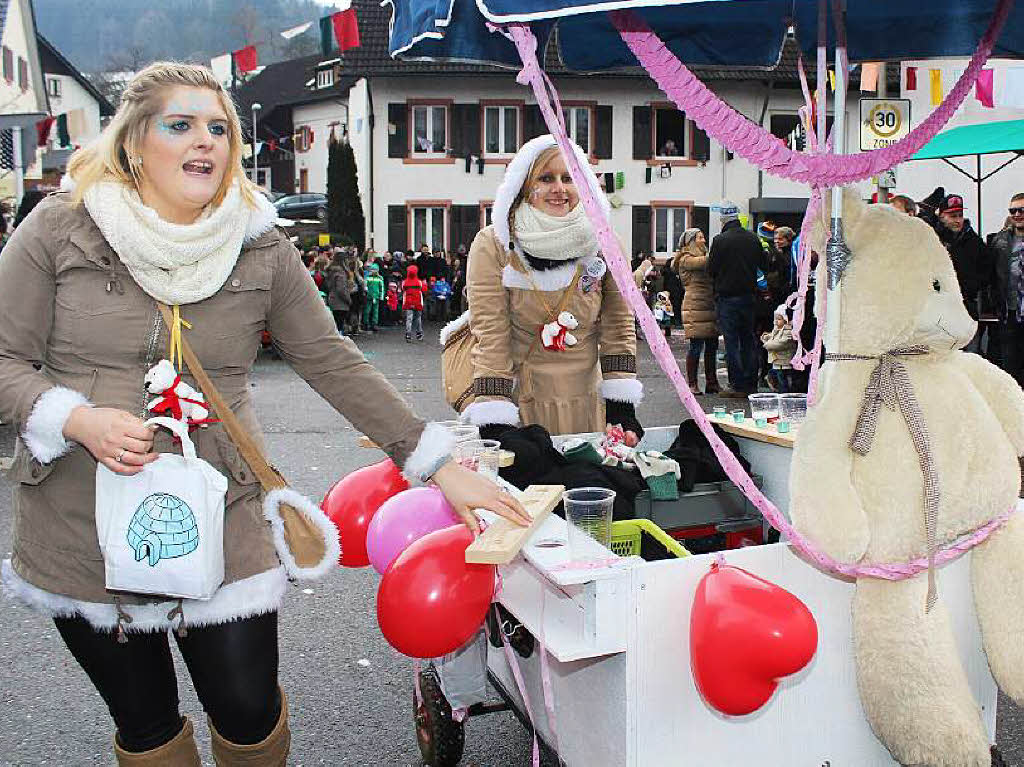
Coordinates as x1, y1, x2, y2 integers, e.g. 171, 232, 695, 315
0, 62, 527, 767
675, 228, 721, 395
458, 135, 642, 437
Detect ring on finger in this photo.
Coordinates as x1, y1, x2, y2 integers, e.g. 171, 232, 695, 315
115, 449, 126, 463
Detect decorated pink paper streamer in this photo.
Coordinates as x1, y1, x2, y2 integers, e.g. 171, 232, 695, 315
503, 22, 1016, 583
608, 0, 1012, 187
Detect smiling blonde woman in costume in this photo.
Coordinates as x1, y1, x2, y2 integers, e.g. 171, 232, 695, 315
0, 62, 527, 766
458, 135, 643, 437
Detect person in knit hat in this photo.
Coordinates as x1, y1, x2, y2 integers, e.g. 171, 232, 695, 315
761, 304, 798, 392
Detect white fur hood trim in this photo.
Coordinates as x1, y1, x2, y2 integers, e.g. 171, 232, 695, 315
402, 422, 458, 485
263, 488, 340, 580
439, 311, 471, 347
601, 377, 644, 404
1, 559, 287, 632
463, 399, 520, 427
60, 174, 278, 244
23, 386, 91, 464
492, 134, 610, 256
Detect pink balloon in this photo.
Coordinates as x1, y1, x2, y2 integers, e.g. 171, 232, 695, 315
366, 487, 460, 574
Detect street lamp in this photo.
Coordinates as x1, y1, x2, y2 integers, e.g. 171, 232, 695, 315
251, 102, 262, 187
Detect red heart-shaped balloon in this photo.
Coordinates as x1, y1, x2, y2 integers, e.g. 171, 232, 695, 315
690, 562, 818, 716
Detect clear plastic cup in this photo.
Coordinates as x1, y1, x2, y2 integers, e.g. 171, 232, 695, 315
731, 409, 745, 423
748, 393, 780, 427
562, 487, 616, 562
448, 425, 481, 445
779, 393, 808, 423
453, 438, 501, 479
712, 405, 727, 420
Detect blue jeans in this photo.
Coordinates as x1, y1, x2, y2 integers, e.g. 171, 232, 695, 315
405, 308, 423, 338
716, 295, 757, 392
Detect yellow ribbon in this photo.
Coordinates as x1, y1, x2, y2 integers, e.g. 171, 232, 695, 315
167, 305, 193, 371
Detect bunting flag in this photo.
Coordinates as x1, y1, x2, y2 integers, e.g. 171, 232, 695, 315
1002, 68, 1024, 108
232, 46, 258, 75
859, 62, 879, 92
67, 108, 88, 142
56, 113, 69, 147
210, 53, 233, 87
929, 69, 942, 106
975, 68, 994, 108
319, 8, 360, 57
905, 66, 917, 91
36, 116, 55, 147
281, 21, 313, 39
828, 69, 836, 92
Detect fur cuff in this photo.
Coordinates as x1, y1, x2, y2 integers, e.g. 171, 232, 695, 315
262, 488, 341, 580
22, 386, 91, 464
402, 422, 457, 485
439, 311, 471, 347
463, 399, 520, 427
601, 378, 644, 404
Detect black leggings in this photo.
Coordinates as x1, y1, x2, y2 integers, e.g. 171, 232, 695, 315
54, 611, 280, 753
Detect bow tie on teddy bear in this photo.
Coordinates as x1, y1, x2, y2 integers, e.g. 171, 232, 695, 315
144, 359, 216, 430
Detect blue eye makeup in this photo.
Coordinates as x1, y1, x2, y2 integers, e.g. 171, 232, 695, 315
209, 124, 226, 136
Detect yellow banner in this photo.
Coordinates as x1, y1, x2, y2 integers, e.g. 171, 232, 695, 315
318, 233, 331, 246
930, 69, 942, 106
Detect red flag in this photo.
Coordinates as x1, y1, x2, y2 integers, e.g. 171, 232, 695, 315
332, 8, 360, 52
232, 46, 258, 74
905, 66, 917, 91
976, 68, 995, 108
268, 138, 278, 152
36, 116, 55, 147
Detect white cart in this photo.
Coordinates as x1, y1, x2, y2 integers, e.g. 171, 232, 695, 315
412, 425, 999, 766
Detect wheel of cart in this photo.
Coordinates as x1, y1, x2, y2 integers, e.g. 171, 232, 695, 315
414, 665, 465, 767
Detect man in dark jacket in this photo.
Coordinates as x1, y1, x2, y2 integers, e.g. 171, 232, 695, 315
708, 202, 769, 396
933, 194, 994, 353
989, 192, 1024, 385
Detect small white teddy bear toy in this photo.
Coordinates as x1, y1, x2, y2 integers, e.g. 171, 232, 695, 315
540, 311, 579, 352
144, 359, 210, 425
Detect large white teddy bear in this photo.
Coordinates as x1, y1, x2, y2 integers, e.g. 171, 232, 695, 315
790, 190, 1024, 767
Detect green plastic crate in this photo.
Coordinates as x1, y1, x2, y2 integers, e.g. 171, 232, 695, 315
610, 518, 690, 559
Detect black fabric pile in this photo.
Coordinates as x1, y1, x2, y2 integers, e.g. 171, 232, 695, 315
663, 420, 751, 493
484, 424, 644, 521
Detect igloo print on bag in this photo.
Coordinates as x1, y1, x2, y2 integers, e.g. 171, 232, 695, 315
126, 493, 199, 567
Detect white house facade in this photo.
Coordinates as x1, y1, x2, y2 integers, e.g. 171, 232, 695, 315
0, 0, 48, 199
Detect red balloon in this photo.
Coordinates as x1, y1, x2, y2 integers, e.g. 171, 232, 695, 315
690, 562, 818, 716
322, 459, 409, 567
377, 525, 495, 658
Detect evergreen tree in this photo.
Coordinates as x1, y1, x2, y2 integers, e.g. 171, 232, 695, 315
326, 137, 365, 249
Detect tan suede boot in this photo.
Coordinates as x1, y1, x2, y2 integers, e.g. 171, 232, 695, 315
209, 689, 290, 766
114, 716, 201, 767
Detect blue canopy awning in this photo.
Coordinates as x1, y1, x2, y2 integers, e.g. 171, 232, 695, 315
388, 0, 1024, 70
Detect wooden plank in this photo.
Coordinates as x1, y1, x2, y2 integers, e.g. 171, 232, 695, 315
714, 416, 797, 448
465, 484, 564, 564
358, 434, 516, 466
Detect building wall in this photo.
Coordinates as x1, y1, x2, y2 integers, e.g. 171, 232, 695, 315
293, 98, 349, 195
44, 73, 102, 146
0, 0, 46, 197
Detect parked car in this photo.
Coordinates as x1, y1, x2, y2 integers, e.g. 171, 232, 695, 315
275, 193, 327, 222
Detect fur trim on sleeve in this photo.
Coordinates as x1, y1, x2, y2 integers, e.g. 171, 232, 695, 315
22, 386, 91, 465
402, 422, 457, 485
601, 378, 644, 404
439, 311, 471, 347
463, 398, 520, 427
262, 487, 341, 580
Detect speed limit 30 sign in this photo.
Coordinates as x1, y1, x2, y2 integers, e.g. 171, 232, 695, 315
859, 98, 912, 150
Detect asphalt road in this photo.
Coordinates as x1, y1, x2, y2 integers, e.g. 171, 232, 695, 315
1, 319, 1022, 766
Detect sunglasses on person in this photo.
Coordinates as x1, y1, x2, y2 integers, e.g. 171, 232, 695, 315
1010, 207, 1024, 216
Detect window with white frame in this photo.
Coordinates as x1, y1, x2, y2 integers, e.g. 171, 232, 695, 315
484, 105, 519, 156
654, 206, 687, 257
316, 68, 334, 89
411, 105, 447, 155
412, 207, 446, 251
654, 107, 687, 159
47, 77, 61, 98
566, 106, 591, 154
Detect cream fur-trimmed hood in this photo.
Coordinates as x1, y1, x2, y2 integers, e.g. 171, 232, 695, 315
492, 135, 610, 257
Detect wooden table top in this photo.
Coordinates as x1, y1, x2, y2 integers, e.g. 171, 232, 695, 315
712, 416, 797, 448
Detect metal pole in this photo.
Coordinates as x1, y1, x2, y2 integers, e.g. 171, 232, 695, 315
876, 62, 890, 204
977, 153, 983, 233
12, 125, 23, 203
825, 1, 848, 359
251, 106, 258, 187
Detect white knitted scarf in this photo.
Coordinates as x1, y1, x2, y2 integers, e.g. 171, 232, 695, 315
82, 180, 277, 305
513, 201, 599, 262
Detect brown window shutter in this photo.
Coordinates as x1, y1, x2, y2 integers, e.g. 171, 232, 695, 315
690, 120, 711, 163
388, 104, 408, 158
450, 205, 480, 253
632, 205, 652, 257
693, 205, 710, 237
388, 205, 408, 253
633, 106, 652, 160
594, 105, 613, 159
523, 105, 544, 141
449, 104, 481, 157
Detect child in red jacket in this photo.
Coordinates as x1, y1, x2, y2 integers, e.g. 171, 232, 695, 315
402, 264, 426, 342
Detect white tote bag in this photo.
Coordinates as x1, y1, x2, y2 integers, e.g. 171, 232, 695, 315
95, 417, 228, 600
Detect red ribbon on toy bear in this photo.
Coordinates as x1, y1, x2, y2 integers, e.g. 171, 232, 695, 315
150, 375, 209, 424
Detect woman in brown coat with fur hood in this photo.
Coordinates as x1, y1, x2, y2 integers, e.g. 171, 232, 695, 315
675, 228, 721, 394
0, 62, 526, 766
